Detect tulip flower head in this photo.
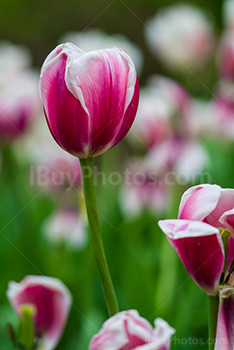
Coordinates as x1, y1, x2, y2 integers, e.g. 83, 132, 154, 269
159, 184, 234, 296
7, 275, 72, 350
89, 310, 175, 350
40, 42, 139, 159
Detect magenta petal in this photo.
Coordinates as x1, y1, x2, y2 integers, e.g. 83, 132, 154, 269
158, 219, 224, 295
40, 49, 89, 157
178, 184, 221, 221
215, 291, 234, 350
7, 276, 72, 350
66, 48, 138, 157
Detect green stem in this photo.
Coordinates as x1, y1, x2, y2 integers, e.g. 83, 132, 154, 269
80, 157, 119, 316
208, 295, 219, 350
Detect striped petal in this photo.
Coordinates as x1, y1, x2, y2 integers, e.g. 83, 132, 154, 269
158, 219, 224, 295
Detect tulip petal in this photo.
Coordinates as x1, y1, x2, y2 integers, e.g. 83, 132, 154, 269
215, 290, 234, 350
7, 275, 72, 350
220, 208, 234, 235
66, 47, 138, 156
178, 184, 221, 221
205, 189, 234, 229
158, 219, 224, 295
40, 46, 90, 157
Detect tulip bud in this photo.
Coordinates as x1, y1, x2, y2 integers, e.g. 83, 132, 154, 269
40, 42, 139, 159
89, 310, 175, 350
7, 275, 72, 350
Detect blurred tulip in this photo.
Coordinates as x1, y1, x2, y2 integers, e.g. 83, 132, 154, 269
89, 310, 175, 350
146, 5, 214, 71
40, 42, 139, 159
120, 158, 169, 216
206, 80, 234, 139
144, 137, 208, 182
43, 206, 87, 249
223, 0, 234, 29
159, 184, 234, 295
0, 71, 41, 141
130, 75, 190, 149
7, 275, 72, 350
0, 41, 31, 88
20, 118, 82, 192
218, 30, 234, 79
60, 28, 143, 75
186, 98, 219, 138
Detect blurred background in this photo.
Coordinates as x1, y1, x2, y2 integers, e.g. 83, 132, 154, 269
0, 0, 233, 349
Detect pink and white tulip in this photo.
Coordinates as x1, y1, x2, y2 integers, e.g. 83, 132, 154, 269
145, 5, 214, 71
144, 137, 208, 181
208, 80, 234, 140
89, 310, 175, 350
0, 70, 41, 140
218, 30, 234, 79
43, 206, 87, 249
159, 184, 234, 295
130, 76, 190, 149
7, 275, 72, 350
40, 43, 139, 159
120, 158, 169, 216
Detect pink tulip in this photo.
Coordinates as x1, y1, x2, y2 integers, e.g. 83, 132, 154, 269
130, 76, 190, 149
144, 137, 208, 181
218, 30, 234, 79
159, 184, 234, 295
7, 275, 72, 350
40, 42, 139, 158
208, 80, 234, 140
0, 70, 41, 140
120, 158, 169, 216
89, 310, 175, 350
145, 5, 214, 71
43, 206, 87, 249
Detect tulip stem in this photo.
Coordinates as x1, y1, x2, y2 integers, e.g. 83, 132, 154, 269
208, 295, 219, 350
80, 157, 119, 316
